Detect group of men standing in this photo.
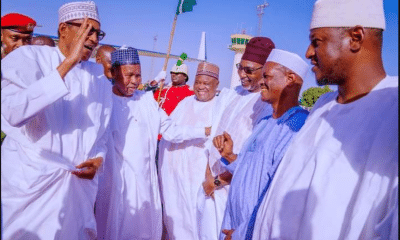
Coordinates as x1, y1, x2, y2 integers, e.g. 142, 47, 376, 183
1, 0, 397, 240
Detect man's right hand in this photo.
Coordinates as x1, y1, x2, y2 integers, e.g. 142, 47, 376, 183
57, 17, 93, 79
213, 131, 236, 162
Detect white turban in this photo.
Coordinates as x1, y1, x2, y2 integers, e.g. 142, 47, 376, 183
266, 49, 309, 81
58, 1, 100, 24
310, 0, 385, 30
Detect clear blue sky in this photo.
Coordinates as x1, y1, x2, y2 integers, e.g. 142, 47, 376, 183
2, 0, 398, 93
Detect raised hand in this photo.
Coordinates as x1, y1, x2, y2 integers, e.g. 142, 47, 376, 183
57, 17, 94, 79
66, 17, 93, 65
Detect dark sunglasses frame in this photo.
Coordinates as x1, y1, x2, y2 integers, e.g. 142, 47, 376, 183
236, 63, 263, 74
66, 22, 106, 41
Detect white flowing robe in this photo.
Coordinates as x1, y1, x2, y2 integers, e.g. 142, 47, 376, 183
252, 76, 398, 239
158, 94, 229, 240
197, 86, 273, 240
1, 45, 112, 240
95, 91, 206, 240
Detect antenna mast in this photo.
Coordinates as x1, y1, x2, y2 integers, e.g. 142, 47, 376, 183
256, 1, 269, 36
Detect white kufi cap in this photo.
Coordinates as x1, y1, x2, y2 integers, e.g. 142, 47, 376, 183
267, 49, 309, 81
58, 1, 100, 24
310, 0, 385, 30
170, 63, 189, 76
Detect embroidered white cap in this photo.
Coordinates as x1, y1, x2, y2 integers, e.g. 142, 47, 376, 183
310, 0, 385, 30
58, 1, 100, 24
266, 49, 309, 81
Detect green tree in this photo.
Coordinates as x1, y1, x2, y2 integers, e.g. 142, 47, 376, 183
300, 85, 333, 108
1, 131, 6, 145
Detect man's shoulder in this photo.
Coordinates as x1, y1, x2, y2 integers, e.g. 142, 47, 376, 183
3, 45, 56, 63
280, 106, 310, 133
174, 94, 195, 107
83, 61, 104, 74
381, 75, 398, 88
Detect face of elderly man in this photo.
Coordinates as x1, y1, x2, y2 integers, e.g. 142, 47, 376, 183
193, 75, 219, 102
112, 64, 142, 97
1, 29, 32, 56
306, 27, 349, 86
237, 59, 264, 92
59, 18, 101, 61
258, 61, 290, 103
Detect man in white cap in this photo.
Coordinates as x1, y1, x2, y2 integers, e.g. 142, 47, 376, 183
212, 49, 309, 240
94, 46, 211, 240
251, 0, 398, 239
1, 1, 112, 239
196, 36, 274, 240
158, 62, 230, 240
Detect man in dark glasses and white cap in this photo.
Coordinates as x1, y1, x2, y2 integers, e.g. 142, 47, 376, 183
1, 1, 112, 239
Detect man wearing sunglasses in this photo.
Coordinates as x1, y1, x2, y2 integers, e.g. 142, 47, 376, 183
1, 1, 112, 239
198, 36, 275, 239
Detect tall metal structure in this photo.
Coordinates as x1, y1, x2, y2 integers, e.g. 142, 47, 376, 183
197, 32, 207, 61
256, 1, 269, 36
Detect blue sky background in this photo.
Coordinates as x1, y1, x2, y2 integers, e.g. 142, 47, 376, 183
2, 0, 398, 93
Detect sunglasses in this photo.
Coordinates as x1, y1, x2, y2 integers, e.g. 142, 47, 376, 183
66, 22, 106, 41
236, 63, 263, 74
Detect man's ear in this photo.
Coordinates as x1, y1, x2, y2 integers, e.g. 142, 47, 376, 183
58, 23, 68, 39
349, 25, 365, 52
286, 72, 297, 86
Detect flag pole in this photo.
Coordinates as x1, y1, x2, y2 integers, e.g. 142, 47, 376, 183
157, 14, 178, 103
163, 14, 178, 71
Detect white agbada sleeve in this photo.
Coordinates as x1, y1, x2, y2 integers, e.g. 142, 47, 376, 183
1, 48, 69, 127
156, 97, 207, 142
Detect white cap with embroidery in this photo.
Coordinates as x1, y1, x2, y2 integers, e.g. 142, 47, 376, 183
58, 1, 100, 24
310, 0, 385, 30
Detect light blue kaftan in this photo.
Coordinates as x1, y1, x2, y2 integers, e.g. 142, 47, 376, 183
219, 106, 309, 240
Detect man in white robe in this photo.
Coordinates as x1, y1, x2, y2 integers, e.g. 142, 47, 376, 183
1, 1, 112, 239
159, 62, 228, 240
197, 37, 275, 239
251, 0, 398, 239
94, 46, 211, 240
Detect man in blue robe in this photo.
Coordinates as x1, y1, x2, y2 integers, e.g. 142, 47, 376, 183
212, 49, 310, 240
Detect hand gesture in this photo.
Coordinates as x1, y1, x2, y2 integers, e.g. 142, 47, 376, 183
202, 163, 215, 199
67, 17, 93, 64
213, 131, 234, 159
72, 157, 103, 180
57, 17, 95, 79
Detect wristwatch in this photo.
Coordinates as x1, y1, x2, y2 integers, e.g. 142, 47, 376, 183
214, 175, 221, 187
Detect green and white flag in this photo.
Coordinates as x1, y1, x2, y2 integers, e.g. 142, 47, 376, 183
176, 0, 197, 15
